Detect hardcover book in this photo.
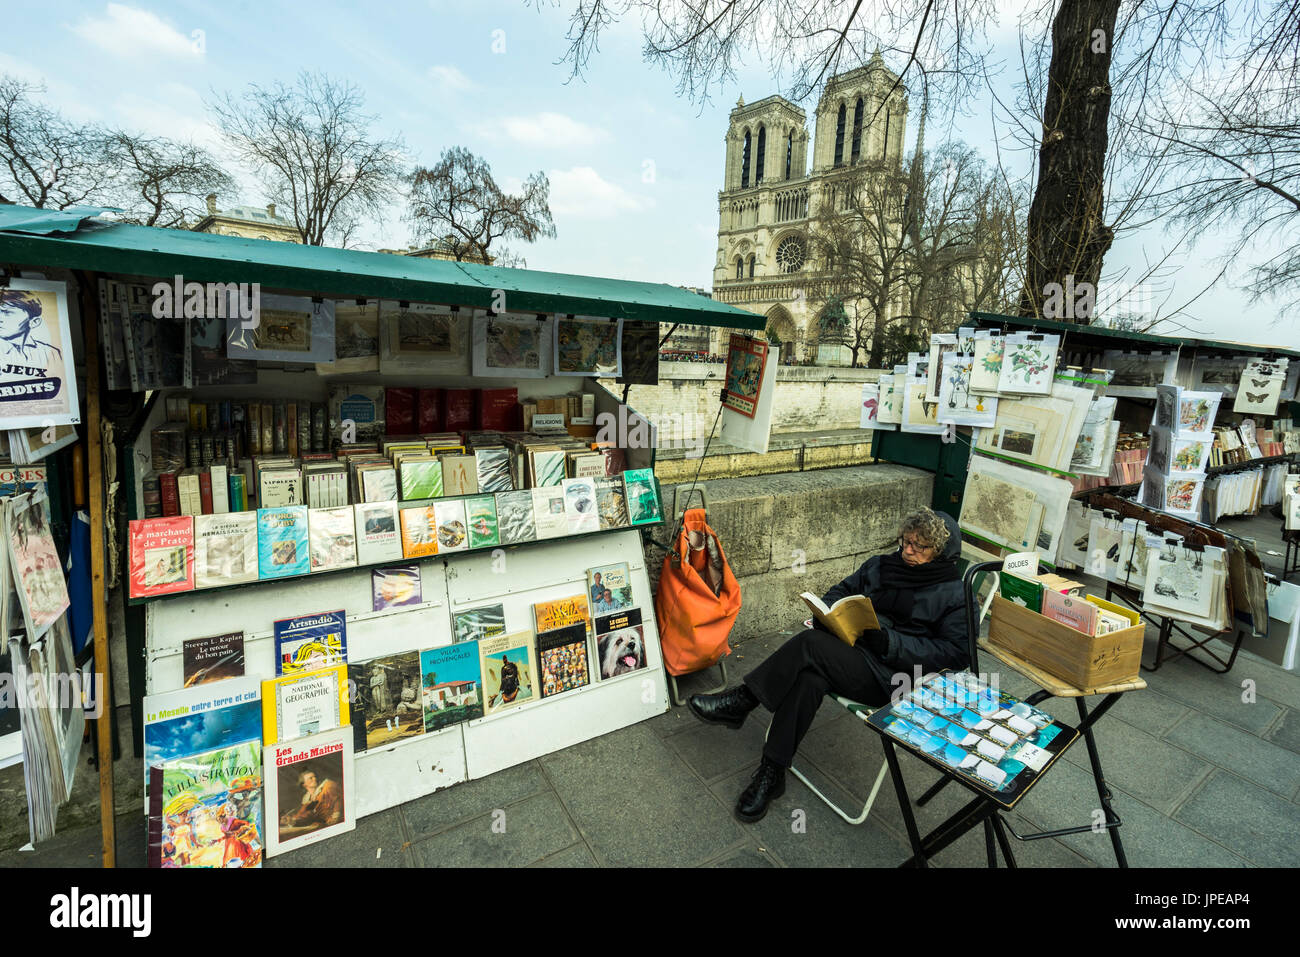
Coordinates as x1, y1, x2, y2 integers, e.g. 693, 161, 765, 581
420, 642, 484, 731
261, 663, 350, 745
587, 563, 633, 614
400, 458, 444, 500
531, 486, 568, 539
533, 593, 591, 633
399, 504, 439, 558
434, 498, 470, 552
273, 609, 348, 675
536, 622, 590, 697
465, 495, 500, 549
453, 603, 506, 643
308, 506, 358, 572
257, 506, 310, 579
142, 675, 261, 800
561, 477, 600, 535
495, 490, 537, 545
359, 464, 399, 502
194, 512, 259, 588
474, 446, 513, 492
356, 651, 425, 749
440, 453, 479, 496
355, 501, 403, 564
479, 630, 539, 716
595, 608, 648, 679
372, 564, 422, 610
181, 631, 246, 687
263, 727, 355, 857
530, 448, 567, 487
148, 740, 264, 868
128, 516, 195, 599
999, 572, 1044, 613
259, 467, 304, 508
593, 476, 630, 530
622, 468, 661, 525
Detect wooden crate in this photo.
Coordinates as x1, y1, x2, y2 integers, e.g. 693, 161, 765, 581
988, 595, 1144, 689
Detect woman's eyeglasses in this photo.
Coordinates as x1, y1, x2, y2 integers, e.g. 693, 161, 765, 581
899, 537, 934, 554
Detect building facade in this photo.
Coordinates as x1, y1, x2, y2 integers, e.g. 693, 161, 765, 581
711, 55, 910, 365
191, 194, 302, 242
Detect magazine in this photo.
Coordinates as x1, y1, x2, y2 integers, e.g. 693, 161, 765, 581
142, 675, 262, 802
7, 491, 71, 637
261, 664, 350, 746
420, 643, 484, 731
587, 563, 633, 614
356, 651, 425, 749
263, 727, 355, 857
273, 610, 348, 675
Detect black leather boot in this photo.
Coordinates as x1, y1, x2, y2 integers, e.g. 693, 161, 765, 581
735, 758, 786, 823
687, 684, 759, 729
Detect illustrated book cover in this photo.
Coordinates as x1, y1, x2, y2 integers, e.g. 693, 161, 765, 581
537, 622, 590, 697
308, 506, 358, 572
263, 727, 355, 857
273, 609, 348, 675
261, 664, 350, 746
480, 630, 539, 716
142, 675, 261, 803
128, 515, 195, 600
147, 740, 264, 868
355, 500, 403, 564
420, 642, 484, 731
372, 564, 422, 611
181, 631, 246, 688
257, 506, 310, 579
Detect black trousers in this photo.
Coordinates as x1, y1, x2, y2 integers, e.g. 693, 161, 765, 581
743, 628, 891, 768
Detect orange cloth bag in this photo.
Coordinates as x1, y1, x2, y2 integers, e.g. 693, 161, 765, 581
654, 508, 741, 676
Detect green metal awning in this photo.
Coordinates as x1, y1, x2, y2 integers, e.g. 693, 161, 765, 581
968, 311, 1300, 360
0, 204, 762, 329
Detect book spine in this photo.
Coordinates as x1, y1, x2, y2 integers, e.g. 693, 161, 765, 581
287, 402, 298, 458
210, 465, 230, 513
160, 472, 180, 517
248, 403, 261, 456
261, 403, 274, 455
198, 470, 214, 515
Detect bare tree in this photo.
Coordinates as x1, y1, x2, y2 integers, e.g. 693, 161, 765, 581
102, 133, 234, 228
405, 147, 556, 268
210, 72, 403, 246
0, 75, 113, 209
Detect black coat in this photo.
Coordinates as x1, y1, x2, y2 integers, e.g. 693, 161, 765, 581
820, 512, 969, 689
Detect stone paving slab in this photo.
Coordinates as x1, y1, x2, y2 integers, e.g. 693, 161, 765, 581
1058, 715, 1215, 814
1174, 771, 1300, 868
1164, 712, 1300, 800
530, 842, 598, 867
1264, 707, 1300, 756
407, 792, 579, 869
401, 761, 549, 841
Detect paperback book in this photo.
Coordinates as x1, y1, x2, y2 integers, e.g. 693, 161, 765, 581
475, 447, 513, 492
562, 477, 601, 535
495, 490, 537, 545
534, 594, 591, 633
480, 631, 538, 716
356, 651, 425, 749
434, 498, 469, 552
257, 506, 310, 579
531, 486, 568, 539
399, 504, 439, 558
273, 609, 348, 675
537, 622, 590, 697
372, 564, 422, 610
588, 563, 633, 614
148, 740, 264, 868
128, 516, 195, 599
594, 607, 647, 679
181, 632, 245, 688
420, 642, 484, 731
264, 727, 355, 857
453, 604, 506, 643
261, 664, 350, 745
622, 468, 661, 525
354, 501, 403, 564
440, 454, 479, 496
142, 675, 261, 801
465, 495, 500, 548
400, 458, 443, 500
308, 506, 358, 572
594, 476, 630, 530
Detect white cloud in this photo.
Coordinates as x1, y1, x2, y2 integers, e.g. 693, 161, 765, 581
479, 112, 610, 149
429, 65, 472, 92
547, 167, 651, 219
70, 4, 201, 59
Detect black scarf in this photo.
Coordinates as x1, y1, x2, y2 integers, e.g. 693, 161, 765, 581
872, 550, 960, 624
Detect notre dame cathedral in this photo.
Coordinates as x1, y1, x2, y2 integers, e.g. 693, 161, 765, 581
711, 54, 909, 364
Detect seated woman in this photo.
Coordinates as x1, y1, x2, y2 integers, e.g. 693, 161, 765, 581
688, 507, 969, 823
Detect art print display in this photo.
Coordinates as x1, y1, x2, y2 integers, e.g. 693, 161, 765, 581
1153, 385, 1178, 430
962, 454, 1073, 563
936, 353, 997, 427
0, 279, 81, 428
316, 301, 380, 374
420, 643, 483, 731
1192, 356, 1248, 396
357, 652, 425, 748
1143, 542, 1223, 620
859, 382, 895, 430
1101, 350, 1178, 391
1232, 358, 1288, 416
997, 333, 1059, 395
875, 374, 903, 425
188, 290, 256, 387
472, 313, 550, 378
7, 491, 70, 638
1087, 516, 1123, 583
480, 631, 538, 716
1170, 436, 1212, 474
379, 301, 470, 375
1176, 391, 1220, 436
960, 463, 1040, 553
900, 378, 947, 435
263, 728, 355, 857
147, 741, 264, 868
722, 334, 770, 419
226, 293, 335, 364
371, 565, 422, 611
554, 315, 623, 376
925, 334, 958, 404
1117, 520, 1152, 588
970, 331, 1005, 395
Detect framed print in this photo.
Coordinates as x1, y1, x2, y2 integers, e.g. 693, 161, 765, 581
554, 315, 623, 377
0, 279, 81, 428
379, 301, 470, 375
472, 313, 550, 378
226, 294, 335, 364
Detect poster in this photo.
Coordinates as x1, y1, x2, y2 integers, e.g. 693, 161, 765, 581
379, 301, 470, 375
554, 315, 623, 377
472, 313, 551, 378
226, 294, 335, 364
722, 334, 769, 418
6, 490, 70, 640
0, 279, 81, 428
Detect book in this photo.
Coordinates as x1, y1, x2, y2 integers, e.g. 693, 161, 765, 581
434, 498, 469, 552
263, 727, 355, 857
159, 471, 180, 516
181, 632, 245, 687
420, 643, 484, 731
356, 651, 425, 749
400, 458, 444, 500
474, 446, 513, 493
194, 512, 259, 588
261, 663, 350, 745
999, 572, 1044, 613
537, 622, 590, 697
479, 631, 538, 716
128, 516, 195, 598
329, 384, 385, 444
198, 469, 214, 515
1040, 590, 1098, 636
530, 448, 567, 487
531, 485, 568, 539
142, 675, 261, 799
622, 468, 661, 525
594, 476, 630, 530
257, 506, 310, 579
308, 506, 358, 572
452, 604, 506, 643
371, 564, 422, 611
177, 470, 201, 516
562, 477, 600, 534
148, 740, 264, 868
594, 607, 648, 679
359, 464, 399, 502
533, 594, 591, 634
399, 504, 439, 558
273, 609, 348, 675
465, 495, 500, 549
210, 463, 230, 513
259, 467, 303, 508
587, 563, 633, 615
355, 501, 403, 564
495, 490, 537, 545
440, 454, 479, 496
799, 592, 880, 646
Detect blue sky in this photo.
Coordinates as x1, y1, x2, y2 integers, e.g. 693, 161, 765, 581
3, 1, 1293, 347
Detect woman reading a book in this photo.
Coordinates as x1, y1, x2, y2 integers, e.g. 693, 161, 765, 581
688, 507, 968, 823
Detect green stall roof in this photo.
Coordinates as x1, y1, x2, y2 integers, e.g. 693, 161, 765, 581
968, 311, 1300, 360
0, 203, 763, 330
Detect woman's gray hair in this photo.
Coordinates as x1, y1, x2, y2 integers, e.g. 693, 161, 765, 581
898, 508, 950, 553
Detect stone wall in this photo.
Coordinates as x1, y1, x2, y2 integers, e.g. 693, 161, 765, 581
649, 463, 933, 646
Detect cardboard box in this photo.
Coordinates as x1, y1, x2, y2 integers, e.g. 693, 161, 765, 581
988, 594, 1143, 689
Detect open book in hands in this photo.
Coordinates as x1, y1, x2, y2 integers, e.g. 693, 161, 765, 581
801, 592, 880, 647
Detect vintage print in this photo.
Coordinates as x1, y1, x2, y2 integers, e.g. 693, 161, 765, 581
0, 279, 81, 428
723, 334, 770, 419
554, 315, 623, 376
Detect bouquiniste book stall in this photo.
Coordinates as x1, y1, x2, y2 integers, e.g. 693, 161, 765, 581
0, 203, 765, 866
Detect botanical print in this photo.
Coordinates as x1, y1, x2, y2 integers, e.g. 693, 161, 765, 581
925, 333, 958, 403
970, 332, 1005, 394
937, 353, 997, 427
997, 334, 1059, 394
554, 315, 623, 376
876, 374, 903, 424
900, 379, 946, 434
859, 382, 895, 430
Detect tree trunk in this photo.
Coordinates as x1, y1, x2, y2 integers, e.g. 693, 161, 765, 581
1019, 0, 1119, 321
